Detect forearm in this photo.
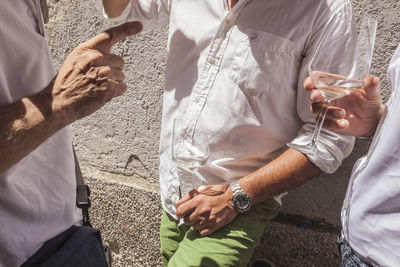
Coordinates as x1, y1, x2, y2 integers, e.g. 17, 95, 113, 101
177, 148, 320, 235
0, 82, 67, 174
102, 0, 131, 18
238, 148, 320, 205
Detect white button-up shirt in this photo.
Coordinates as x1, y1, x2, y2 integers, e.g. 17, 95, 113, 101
105, 0, 355, 219
0, 1, 81, 266
341, 44, 400, 267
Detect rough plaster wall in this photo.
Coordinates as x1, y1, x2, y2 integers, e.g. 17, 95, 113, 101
82, 169, 162, 266
44, 0, 400, 266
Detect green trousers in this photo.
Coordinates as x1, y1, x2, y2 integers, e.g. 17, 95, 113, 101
160, 198, 280, 267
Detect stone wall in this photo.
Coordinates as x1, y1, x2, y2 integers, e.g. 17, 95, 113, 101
45, 0, 400, 266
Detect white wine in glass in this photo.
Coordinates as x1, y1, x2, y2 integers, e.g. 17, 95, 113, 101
311, 71, 364, 101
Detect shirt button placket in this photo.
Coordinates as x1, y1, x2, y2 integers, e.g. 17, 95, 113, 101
186, 9, 236, 142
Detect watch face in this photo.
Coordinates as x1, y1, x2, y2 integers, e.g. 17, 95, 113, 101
234, 193, 250, 211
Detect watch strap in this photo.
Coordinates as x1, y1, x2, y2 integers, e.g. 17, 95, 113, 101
230, 183, 242, 195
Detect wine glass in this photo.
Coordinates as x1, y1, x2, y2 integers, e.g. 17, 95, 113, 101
172, 118, 210, 200
289, 16, 377, 156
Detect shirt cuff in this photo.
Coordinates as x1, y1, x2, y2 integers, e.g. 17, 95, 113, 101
288, 127, 355, 174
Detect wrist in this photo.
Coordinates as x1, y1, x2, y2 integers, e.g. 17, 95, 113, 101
34, 79, 70, 130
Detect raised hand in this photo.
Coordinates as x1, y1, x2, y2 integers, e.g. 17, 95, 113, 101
51, 21, 143, 125
305, 75, 384, 137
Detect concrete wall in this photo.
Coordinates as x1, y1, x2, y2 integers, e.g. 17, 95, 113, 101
45, 0, 400, 266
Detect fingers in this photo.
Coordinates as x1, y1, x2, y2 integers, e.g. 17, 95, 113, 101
93, 54, 125, 69
99, 77, 127, 102
183, 209, 210, 226
305, 76, 327, 104
311, 103, 349, 130
90, 66, 127, 100
321, 117, 349, 131
182, 209, 215, 234
176, 193, 198, 218
303, 76, 316, 91
176, 189, 198, 206
197, 184, 229, 196
177, 185, 228, 207
87, 21, 143, 51
96, 66, 125, 81
310, 89, 325, 103
311, 103, 345, 119
176, 203, 195, 220
95, 66, 127, 100
363, 75, 381, 101
192, 219, 212, 230
198, 228, 214, 236
197, 215, 236, 236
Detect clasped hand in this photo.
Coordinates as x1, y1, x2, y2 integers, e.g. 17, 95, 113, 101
176, 184, 238, 236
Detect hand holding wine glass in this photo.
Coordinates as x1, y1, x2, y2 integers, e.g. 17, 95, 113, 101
289, 16, 377, 155
305, 74, 384, 137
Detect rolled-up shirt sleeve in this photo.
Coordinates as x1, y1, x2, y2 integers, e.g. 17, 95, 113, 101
99, 0, 170, 29
288, 1, 356, 174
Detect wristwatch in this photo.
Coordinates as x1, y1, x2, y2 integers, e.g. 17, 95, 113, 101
230, 183, 251, 213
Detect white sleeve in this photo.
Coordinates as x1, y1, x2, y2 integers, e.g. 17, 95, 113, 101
288, 0, 356, 174
99, 0, 171, 29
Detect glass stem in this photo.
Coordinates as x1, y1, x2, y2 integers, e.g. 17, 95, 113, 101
311, 102, 329, 146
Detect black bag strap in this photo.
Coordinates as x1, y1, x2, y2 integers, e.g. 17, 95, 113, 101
40, 0, 49, 23
72, 147, 113, 266
73, 146, 92, 228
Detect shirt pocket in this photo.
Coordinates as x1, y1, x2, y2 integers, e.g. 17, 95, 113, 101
234, 29, 301, 95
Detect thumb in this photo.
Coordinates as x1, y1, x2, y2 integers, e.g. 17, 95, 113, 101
363, 75, 381, 101
87, 21, 143, 51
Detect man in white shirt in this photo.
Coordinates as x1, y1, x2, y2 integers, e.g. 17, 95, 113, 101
305, 45, 400, 266
102, 0, 356, 266
0, 1, 142, 266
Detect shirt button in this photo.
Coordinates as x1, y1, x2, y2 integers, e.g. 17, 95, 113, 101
224, 17, 231, 25
182, 132, 189, 140
194, 96, 201, 103
209, 57, 216, 64
230, 72, 238, 81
